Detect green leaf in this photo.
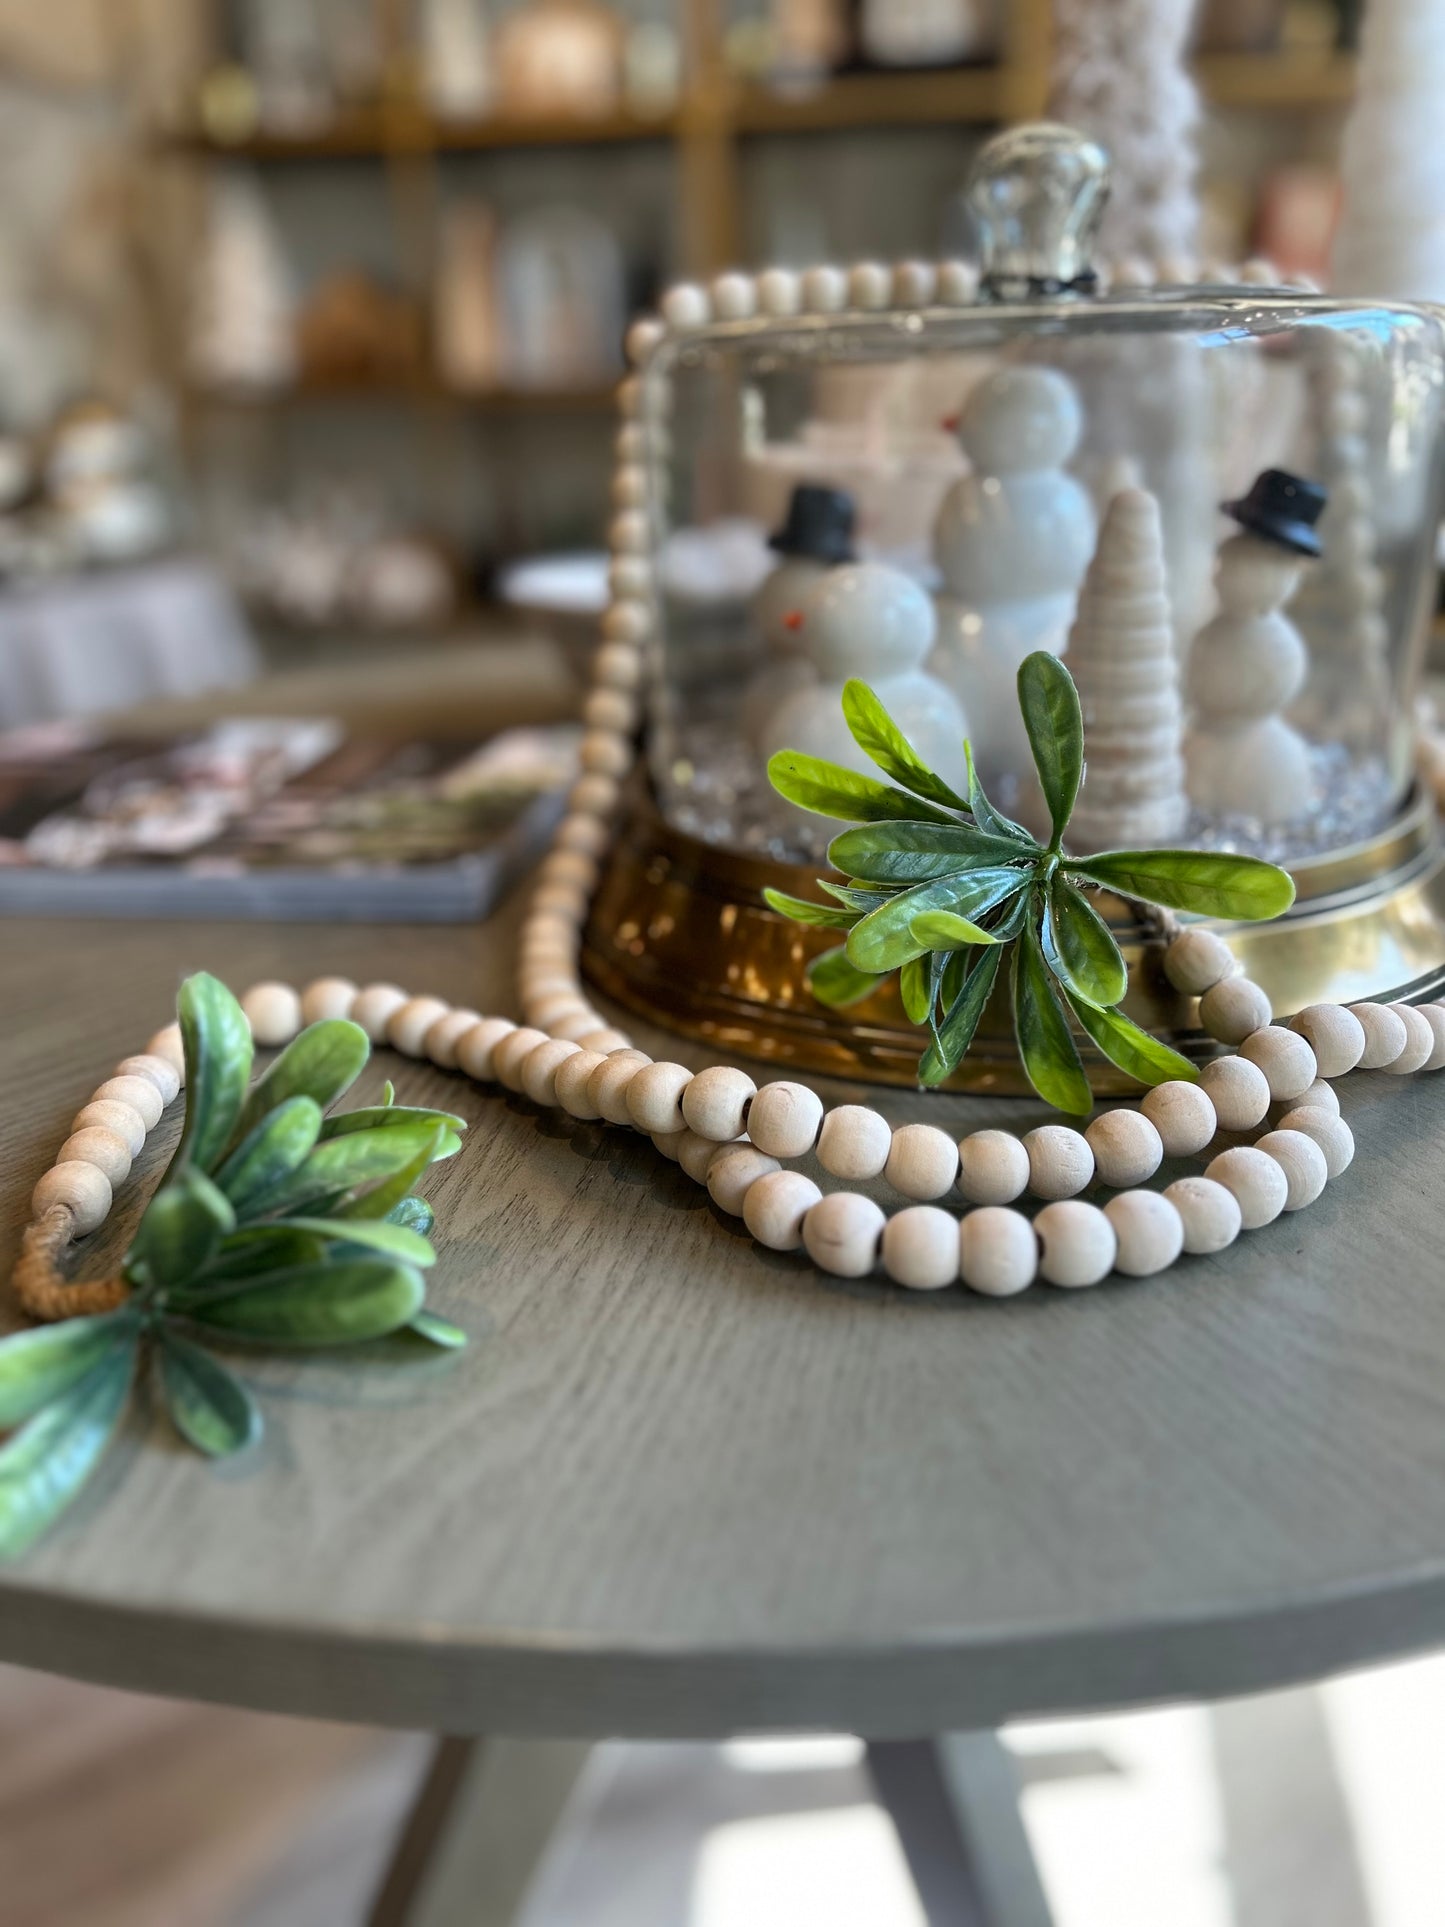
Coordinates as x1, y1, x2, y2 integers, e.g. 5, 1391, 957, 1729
227, 1019, 370, 1151
1018, 652, 1084, 849
899, 955, 931, 1024
910, 909, 1008, 950
170, 973, 254, 1177
0, 1340, 136, 1559
839, 680, 971, 811
387, 1196, 435, 1236
1066, 994, 1201, 1089
128, 1169, 236, 1292
194, 1226, 328, 1287
1013, 915, 1093, 1114
332, 1125, 449, 1222
0, 1310, 140, 1432
280, 1217, 436, 1267
767, 751, 956, 826
408, 1310, 468, 1349
829, 820, 1035, 885
761, 887, 860, 931
213, 1096, 324, 1214
263, 1121, 459, 1218
917, 945, 1002, 1086
1042, 880, 1128, 1010
846, 867, 1028, 973
816, 880, 894, 912
807, 946, 884, 1008
964, 742, 1036, 848
1069, 849, 1296, 921
187, 1260, 426, 1347
158, 1331, 261, 1458
316, 1105, 467, 1142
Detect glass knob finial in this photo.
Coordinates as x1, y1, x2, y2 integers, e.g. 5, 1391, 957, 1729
966, 122, 1111, 299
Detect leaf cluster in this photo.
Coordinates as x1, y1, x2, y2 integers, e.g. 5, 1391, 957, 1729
0, 973, 466, 1558
766, 657, 1295, 1105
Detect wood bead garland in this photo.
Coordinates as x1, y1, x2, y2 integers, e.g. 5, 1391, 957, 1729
553, 1048, 608, 1119
72, 1099, 146, 1158
958, 1207, 1037, 1295
1205, 1146, 1289, 1229
58, 1127, 132, 1188
1289, 1004, 1365, 1079
1348, 1001, 1407, 1070
679, 1066, 754, 1141
114, 1054, 181, 1108
351, 983, 409, 1042
1023, 1126, 1094, 1200
1105, 1190, 1185, 1276
92, 1075, 163, 1132
746, 1082, 824, 1161
301, 977, 358, 1025
1085, 1110, 1163, 1188
803, 1192, 885, 1278
884, 1124, 959, 1202
425, 1009, 484, 1069
456, 1018, 516, 1081
1382, 1003, 1434, 1075
1163, 928, 1236, 995
520, 1039, 582, 1108
589, 1050, 651, 1125
882, 1206, 959, 1290
146, 1025, 185, 1081
743, 1170, 822, 1251
1277, 1107, 1355, 1179
1163, 1176, 1242, 1253
707, 1147, 780, 1217
817, 1105, 892, 1182
1254, 1128, 1329, 1210
388, 996, 451, 1058
1238, 1027, 1317, 1103
1200, 976, 1272, 1045
957, 1130, 1030, 1206
241, 981, 302, 1047
626, 1062, 694, 1134
32, 1162, 112, 1235
1199, 1056, 1270, 1132
1141, 1080, 1216, 1156
1035, 1200, 1116, 1287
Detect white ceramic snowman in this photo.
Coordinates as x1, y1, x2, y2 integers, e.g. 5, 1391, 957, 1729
1185, 529, 1313, 827
761, 561, 969, 818
927, 366, 1096, 795
742, 485, 856, 749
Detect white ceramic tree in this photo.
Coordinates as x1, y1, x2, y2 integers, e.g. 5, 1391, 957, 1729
1333, 0, 1445, 304
762, 562, 969, 815
188, 175, 296, 393
1048, 0, 1201, 266
927, 367, 1095, 796
1185, 534, 1312, 828
1066, 487, 1186, 851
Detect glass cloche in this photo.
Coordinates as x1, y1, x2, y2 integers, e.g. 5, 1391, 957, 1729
584, 125, 1445, 1089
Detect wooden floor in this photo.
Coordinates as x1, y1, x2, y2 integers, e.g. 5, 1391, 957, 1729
0, 1663, 426, 1927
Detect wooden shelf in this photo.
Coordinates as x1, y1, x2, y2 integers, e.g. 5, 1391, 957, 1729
158, 105, 680, 161
188, 376, 618, 411
731, 66, 1006, 135
1194, 49, 1357, 110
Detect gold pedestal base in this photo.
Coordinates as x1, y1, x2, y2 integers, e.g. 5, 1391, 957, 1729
582, 788, 1445, 1094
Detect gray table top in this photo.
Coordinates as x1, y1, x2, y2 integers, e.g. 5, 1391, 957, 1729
2, 910, 1444, 1741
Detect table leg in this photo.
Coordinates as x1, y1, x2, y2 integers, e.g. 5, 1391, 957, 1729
366, 1735, 592, 1927
867, 1734, 1055, 1927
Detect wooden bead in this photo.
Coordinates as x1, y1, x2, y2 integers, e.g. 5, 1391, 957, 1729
1105, 1191, 1185, 1277
882, 1206, 959, 1291
1163, 928, 1236, 995
1420, 1004, 1445, 1072
72, 1099, 146, 1158
1204, 1146, 1289, 1230
662, 279, 710, 328
553, 1049, 609, 1119
1141, 1080, 1216, 1157
743, 1170, 823, 1251
301, 977, 358, 1025
626, 1062, 694, 1134
570, 773, 620, 818
707, 1146, 781, 1217
492, 1026, 551, 1093
551, 1010, 609, 1044
146, 1023, 186, 1082
652, 1128, 687, 1162
711, 270, 758, 319
1276, 1108, 1355, 1180
1255, 1128, 1329, 1210
541, 848, 600, 892
580, 729, 630, 778
456, 1018, 516, 1081
114, 1053, 181, 1107
351, 983, 409, 1042
1035, 1200, 1117, 1287
588, 1049, 652, 1125
817, 1104, 892, 1182
387, 996, 451, 1058
682, 1066, 757, 1142
1289, 1003, 1365, 1078
747, 1081, 824, 1160
242, 981, 302, 1047
520, 1038, 582, 1108
1164, 1176, 1242, 1254
848, 261, 891, 309
1085, 1110, 1163, 1188
578, 1027, 633, 1055
884, 1123, 959, 1202
555, 812, 612, 857
1199, 1056, 1270, 1132
1199, 975, 1272, 1045
802, 1192, 885, 1278
92, 1075, 163, 1131
801, 264, 848, 311
757, 266, 802, 315
1023, 1126, 1094, 1200
677, 1130, 724, 1183
1382, 1003, 1434, 1074
957, 1130, 1030, 1206
1239, 1026, 1318, 1103
958, 1207, 1037, 1296
424, 1009, 483, 1068
32, 1161, 111, 1235
936, 258, 980, 304
1284, 1078, 1339, 1116
58, 1127, 132, 1188
1347, 1001, 1408, 1070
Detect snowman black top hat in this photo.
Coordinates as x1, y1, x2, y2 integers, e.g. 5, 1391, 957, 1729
769, 484, 857, 564
1222, 468, 1327, 559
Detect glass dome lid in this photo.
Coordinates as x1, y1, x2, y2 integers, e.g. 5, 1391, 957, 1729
583, 123, 1445, 1091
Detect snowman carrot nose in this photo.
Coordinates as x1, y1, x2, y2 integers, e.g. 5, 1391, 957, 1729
940, 412, 960, 432
783, 609, 805, 631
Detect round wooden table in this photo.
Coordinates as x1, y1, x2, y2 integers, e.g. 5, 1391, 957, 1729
4, 913, 1445, 1924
